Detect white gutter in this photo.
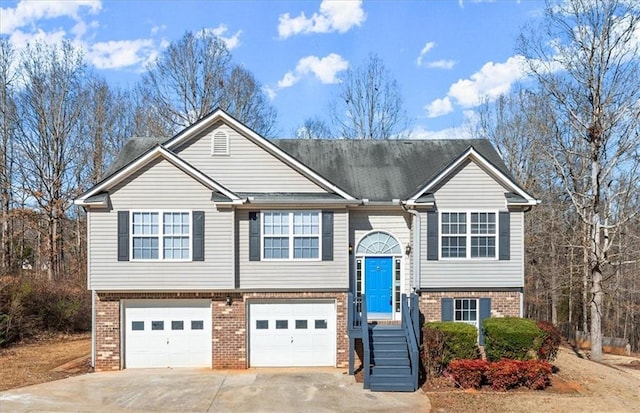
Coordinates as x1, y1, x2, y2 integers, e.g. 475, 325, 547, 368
402, 203, 421, 291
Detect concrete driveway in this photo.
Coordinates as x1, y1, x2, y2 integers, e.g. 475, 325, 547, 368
0, 368, 431, 412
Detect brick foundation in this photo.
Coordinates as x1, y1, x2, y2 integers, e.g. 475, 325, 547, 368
419, 290, 521, 322
93, 291, 348, 371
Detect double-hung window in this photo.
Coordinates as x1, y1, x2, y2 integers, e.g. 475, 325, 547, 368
262, 211, 320, 260
132, 212, 190, 260
441, 212, 496, 258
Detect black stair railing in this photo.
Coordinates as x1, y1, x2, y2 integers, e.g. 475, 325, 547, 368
361, 294, 371, 389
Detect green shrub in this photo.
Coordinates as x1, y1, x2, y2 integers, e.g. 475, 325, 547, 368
483, 317, 544, 361
536, 321, 562, 362
423, 322, 480, 372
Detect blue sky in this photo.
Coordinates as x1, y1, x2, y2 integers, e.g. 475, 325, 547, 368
1, 0, 546, 138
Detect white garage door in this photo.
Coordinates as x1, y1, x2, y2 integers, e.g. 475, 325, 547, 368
124, 300, 212, 369
249, 301, 336, 367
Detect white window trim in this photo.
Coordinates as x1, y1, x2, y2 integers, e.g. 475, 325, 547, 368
439, 210, 498, 260
130, 210, 193, 262
211, 130, 230, 156
261, 210, 322, 261
453, 298, 479, 331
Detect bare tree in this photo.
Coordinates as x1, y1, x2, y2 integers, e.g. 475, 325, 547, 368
294, 116, 334, 139
141, 30, 277, 137
519, 0, 640, 360
331, 53, 409, 139
0, 39, 18, 274
14, 41, 88, 280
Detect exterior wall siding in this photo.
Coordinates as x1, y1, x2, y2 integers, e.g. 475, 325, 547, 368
92, 291, 348, 371
419, 290, 521, 322
236, 209, 349, 290
349, 209, 413, 295
174, 123, 326, 193
88, 158, 234, 291
420, 160, 524, 289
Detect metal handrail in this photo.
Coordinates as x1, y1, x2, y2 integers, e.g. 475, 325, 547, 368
402, 293, 419, 391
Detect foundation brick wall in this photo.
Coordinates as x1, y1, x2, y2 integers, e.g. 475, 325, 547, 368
419, 291, 521, 323
93, 291, 348, 371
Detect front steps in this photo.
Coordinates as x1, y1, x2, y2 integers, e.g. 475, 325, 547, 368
367, 325, 416, 392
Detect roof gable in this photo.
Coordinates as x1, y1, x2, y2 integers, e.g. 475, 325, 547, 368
75, 145, 240, 205
407, 146, 538, 205
164, 109, 355, 200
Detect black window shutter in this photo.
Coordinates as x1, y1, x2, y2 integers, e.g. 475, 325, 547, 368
322, 211, 334, 261
479, 298, 491, 345
192, 211, 205, 261
499, 211, 510, 260
249, 211, 260, 261
427, 211, 439, 261
117, 211, 129, 261
441, 298, 453, 321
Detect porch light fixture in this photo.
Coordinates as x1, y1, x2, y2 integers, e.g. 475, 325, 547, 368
405, 244, 412, 255
348, 244, 353, 255
226, 295, 232, 306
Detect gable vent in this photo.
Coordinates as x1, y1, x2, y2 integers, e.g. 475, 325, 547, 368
212, 130, 229, 155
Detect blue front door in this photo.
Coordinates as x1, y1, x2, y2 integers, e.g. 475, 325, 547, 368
365, 257, 393, 315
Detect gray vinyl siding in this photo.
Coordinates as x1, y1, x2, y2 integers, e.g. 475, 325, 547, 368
88, 157, 234, 290
421, 159, 524, 289
174, 123, 327, 193
237, 209, 349, 289
349, 209, 412, 295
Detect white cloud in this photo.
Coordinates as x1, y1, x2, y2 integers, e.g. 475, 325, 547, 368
277, 53, 349, 89
86, 39, 157, 70
426, 97, 454, 118
425, 59, 457, 69
410, 124, 473, 140
425, 55, 529, 118
151, 25, 167, 35
204, 24, 242, 50
277, 72, 299, 88
9, 29, 68, 50
278, 0, 366, 38
263, 86, 277, 101
0, 0, 101, 34
448, 55, 528, 107
416, 41, 435, 66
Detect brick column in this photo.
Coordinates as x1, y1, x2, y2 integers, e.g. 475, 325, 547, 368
212, 295, 246, 369
95, 294, 120, 371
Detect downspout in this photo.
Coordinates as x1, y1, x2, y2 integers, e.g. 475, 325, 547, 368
402, 204, 421, 291
91, 290, 96, 368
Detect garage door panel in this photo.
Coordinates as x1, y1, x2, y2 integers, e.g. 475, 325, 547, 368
124, 300, 211, 369
249, 301, 336, 367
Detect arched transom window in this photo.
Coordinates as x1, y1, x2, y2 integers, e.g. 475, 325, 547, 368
356, 231, 401, 255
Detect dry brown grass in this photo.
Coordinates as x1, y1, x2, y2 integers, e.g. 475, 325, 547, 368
0, 333, 91, 391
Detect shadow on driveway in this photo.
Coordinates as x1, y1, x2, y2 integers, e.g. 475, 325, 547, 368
1, 367, 431, 412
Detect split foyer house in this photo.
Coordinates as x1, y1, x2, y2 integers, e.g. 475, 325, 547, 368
75, 109, 538, 391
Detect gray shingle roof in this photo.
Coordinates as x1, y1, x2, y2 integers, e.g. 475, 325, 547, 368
104, 135, 513, 201
105, 136, 166, 176
272, 139, 511, 200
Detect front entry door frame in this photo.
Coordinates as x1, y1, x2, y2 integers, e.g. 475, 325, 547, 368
354, 230, 404, 321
